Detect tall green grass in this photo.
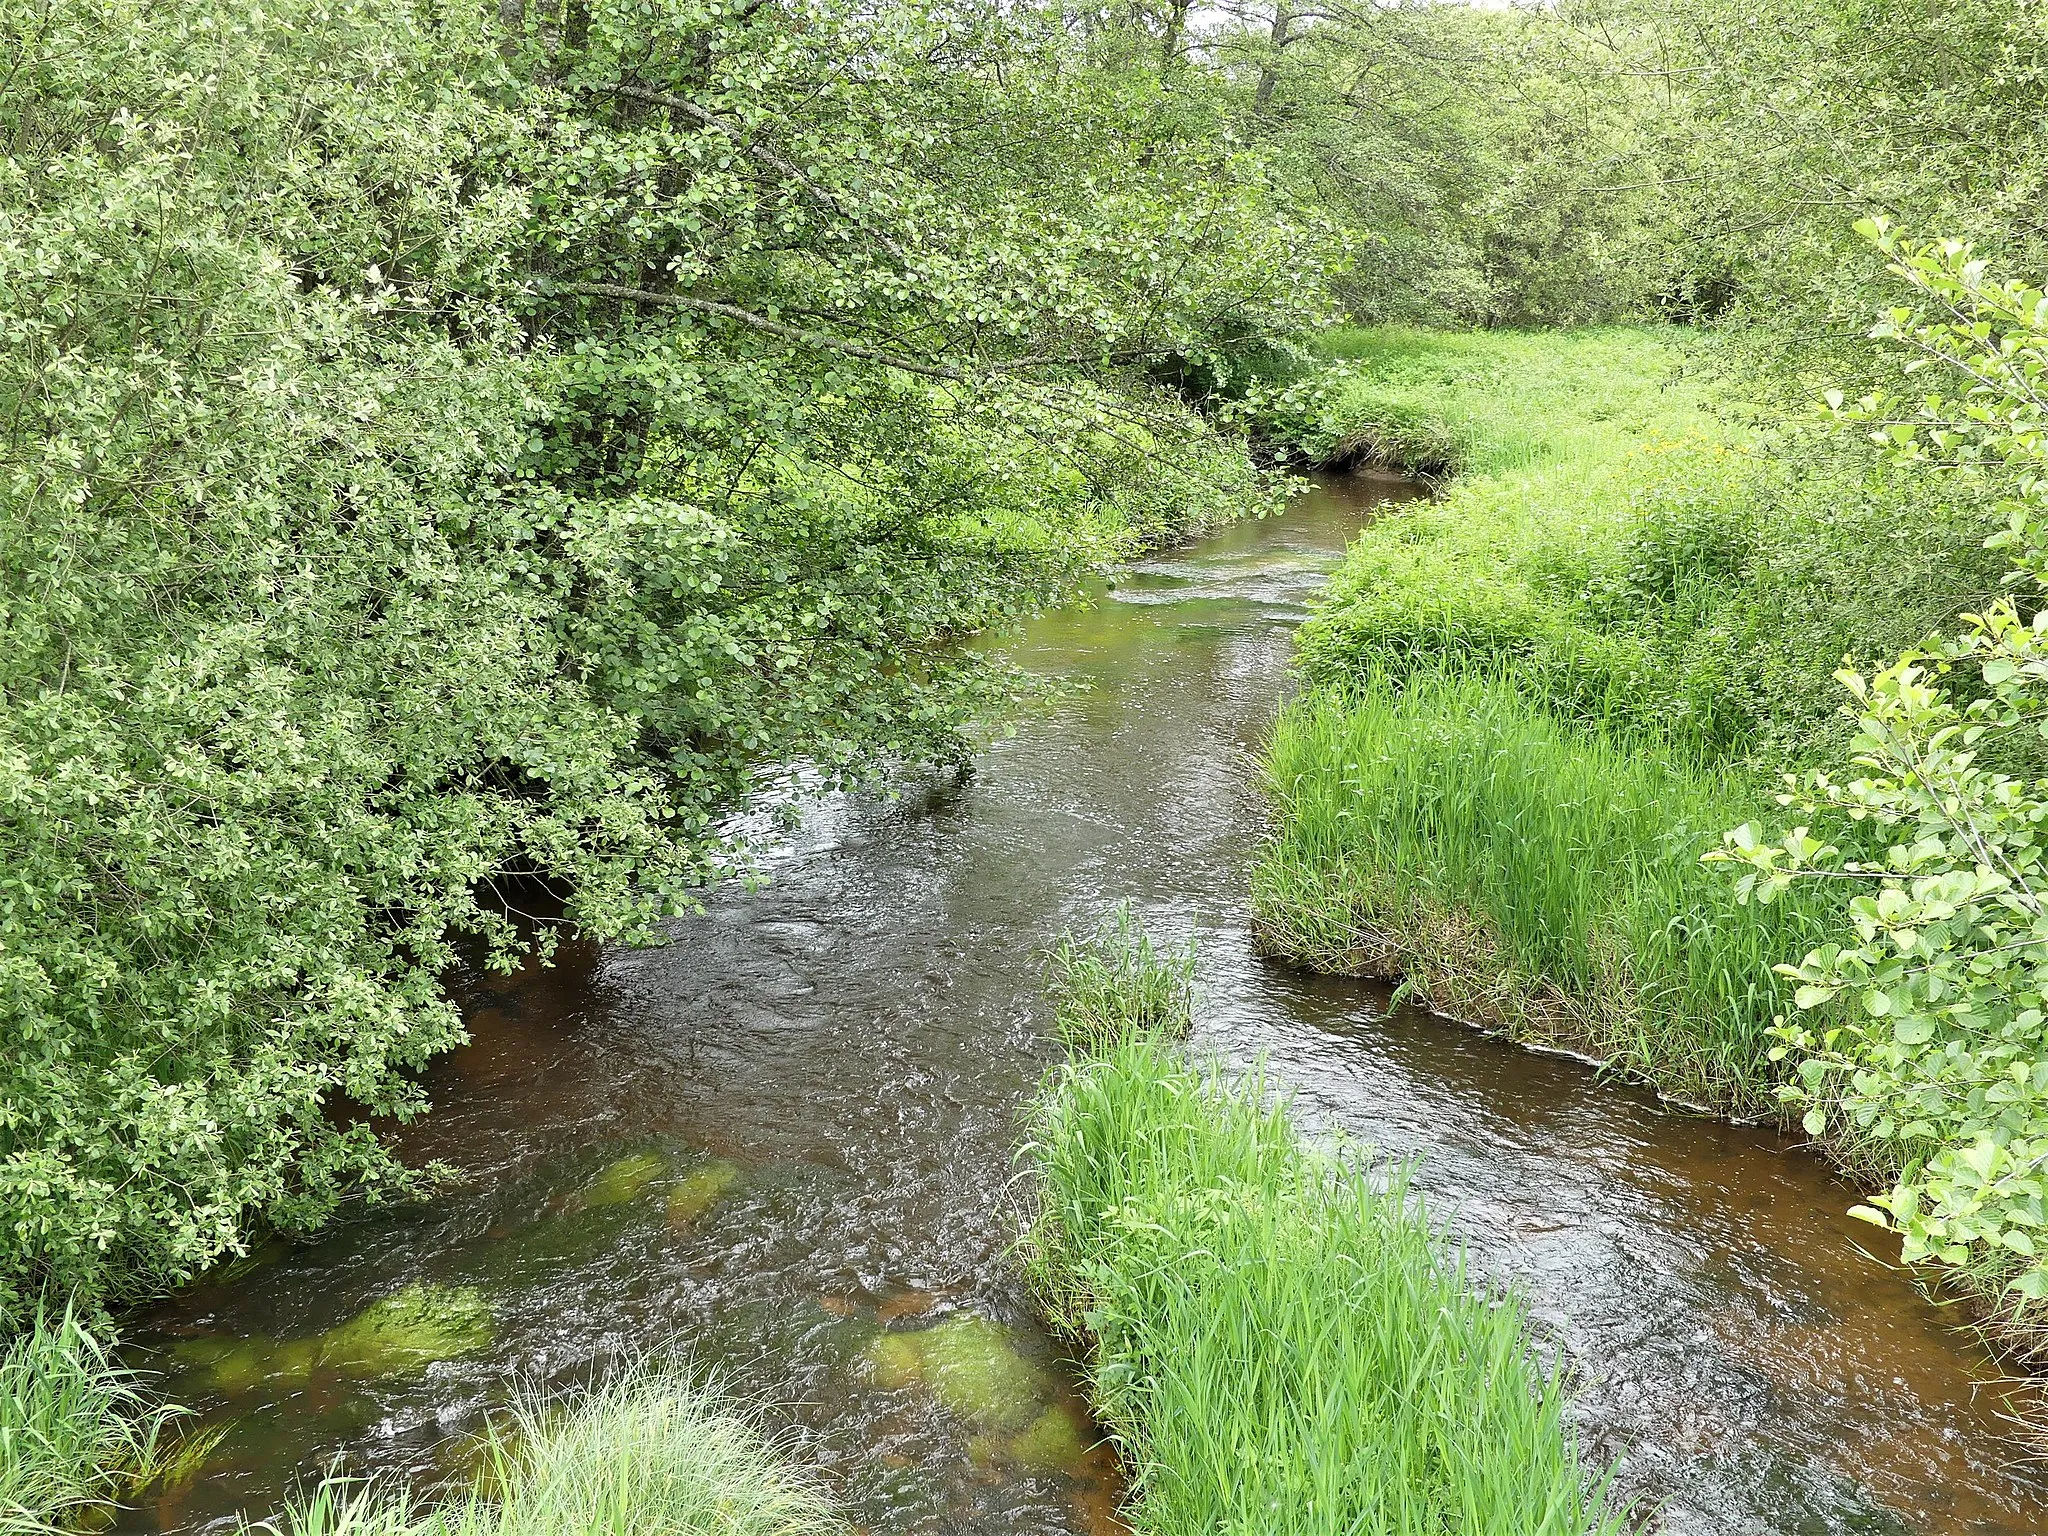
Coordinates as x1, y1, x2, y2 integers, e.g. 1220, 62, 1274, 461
1310, 324, 1708, 479
0, 1309, 172, 1534
1255, 675, 1841, 1105
1023, 921, 1624, 1535
258, 1370, 837, 1536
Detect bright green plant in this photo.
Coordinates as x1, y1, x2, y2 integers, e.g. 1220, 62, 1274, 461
1043, 905, 1195, 1053
1712, 226, 2048, 1301
0, 1309, 175, 1534
1256, 673, 1835, 1104
256, 1368, 837, 1536
1024, 922, 1624, 1535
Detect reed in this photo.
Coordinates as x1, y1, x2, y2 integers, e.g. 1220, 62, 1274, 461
1024, 922, 1624, 1535
0, 1309, 173, 1535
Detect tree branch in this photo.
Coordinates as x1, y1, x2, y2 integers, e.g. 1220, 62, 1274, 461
558, 281, 967, 379
603, 83, 908, 264
556, 281, 1166, 381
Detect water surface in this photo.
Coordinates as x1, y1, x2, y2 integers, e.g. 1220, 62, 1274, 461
127, 474, 2048, 1535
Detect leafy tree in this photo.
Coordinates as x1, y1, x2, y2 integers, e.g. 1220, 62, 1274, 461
1204, 0, 1680, 326
1625, 0, 2048, 379
0, 0, 1324, 1316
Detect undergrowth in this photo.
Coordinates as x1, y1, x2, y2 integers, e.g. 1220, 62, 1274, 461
1022, 914, 1624, 1534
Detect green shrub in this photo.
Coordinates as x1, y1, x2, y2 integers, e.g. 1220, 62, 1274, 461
1711, 230, 2048, 1315
0, 0, 1314, 1317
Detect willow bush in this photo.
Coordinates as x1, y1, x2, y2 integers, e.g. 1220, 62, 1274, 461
0, 0, 1328, 1318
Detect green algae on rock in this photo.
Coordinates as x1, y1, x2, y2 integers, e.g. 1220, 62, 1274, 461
317, 1283, 492, 1375
573, 1151, 669, 1211
666, 1161, 740, 1228
176, 1283, 493, 1393
975, 1402, 1093, 1472
863, 1316, 1048, 1433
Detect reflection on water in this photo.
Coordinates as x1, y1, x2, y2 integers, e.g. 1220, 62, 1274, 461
124, 472, 2048, 1535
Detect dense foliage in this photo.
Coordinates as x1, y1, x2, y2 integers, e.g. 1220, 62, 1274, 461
1715, 231, 2048, 1306
0, 0, 1323, 1317
1207, 3, 1677, 326
1639, 0, 2048, 379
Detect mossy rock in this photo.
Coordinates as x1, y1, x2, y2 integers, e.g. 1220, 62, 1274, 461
863, 1315, 1048, 1432
968, 1404, 1095, 1473
573, 1151, 668, 1210
1006, 1403, 1092, 1470
173, 1334, 317, 1394
177, 1283, 493, 1392
316, 1282, 493, 1375
666, 1160, 739, 1227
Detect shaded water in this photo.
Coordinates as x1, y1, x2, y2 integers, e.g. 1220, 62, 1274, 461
126, 474, 2048, 1535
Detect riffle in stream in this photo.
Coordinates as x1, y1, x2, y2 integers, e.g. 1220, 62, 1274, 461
125, 473, 2048, 1535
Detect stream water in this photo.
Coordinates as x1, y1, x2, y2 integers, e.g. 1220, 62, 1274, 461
125, 473, 2048, 1535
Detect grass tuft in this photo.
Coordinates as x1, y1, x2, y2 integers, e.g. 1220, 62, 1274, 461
0, 1308, 175, 1535
258, 1368, 839, 1536
1024, 918, 1625, 1534
1044, 904, 1195, 1053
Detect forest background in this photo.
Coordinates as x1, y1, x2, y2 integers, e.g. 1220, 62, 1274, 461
5, 0, 2048, 1340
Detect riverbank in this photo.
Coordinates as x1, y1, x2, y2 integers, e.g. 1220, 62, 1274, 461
1022, 915, 1623, 1534
0, 1327, 837, 1536
1250, 324, 2035, 1334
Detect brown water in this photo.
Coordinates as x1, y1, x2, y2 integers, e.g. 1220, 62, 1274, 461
123, 473, 2048, 1535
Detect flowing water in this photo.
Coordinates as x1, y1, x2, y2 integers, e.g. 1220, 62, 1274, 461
125, 473, 2048, 1535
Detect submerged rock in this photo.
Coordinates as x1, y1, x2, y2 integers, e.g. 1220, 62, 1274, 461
177, 1282, 493, 1392
573, 1150, 668, 1210
863, 1315, 1048, 1433
316, 1282, 493, 1375
666, 1159, 739, 1227
1005, 1403, 1093, 1470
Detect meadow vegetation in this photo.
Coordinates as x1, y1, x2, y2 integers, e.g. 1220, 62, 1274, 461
1022, 915, 1623, 1534
1253, 254, 2048, 1320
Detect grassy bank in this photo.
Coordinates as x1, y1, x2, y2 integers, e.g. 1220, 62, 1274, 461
1252, 326, 2003, 1092
1273, 326, 2003, 764
1255, 676, 1839, 1105
1022, 917, 1622, 1534
1252, 322, 2037, 1316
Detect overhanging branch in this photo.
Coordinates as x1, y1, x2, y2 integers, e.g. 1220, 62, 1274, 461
559, 281, 967, 379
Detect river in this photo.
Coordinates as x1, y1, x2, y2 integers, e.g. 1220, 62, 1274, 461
124, 472, 2048, 1535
